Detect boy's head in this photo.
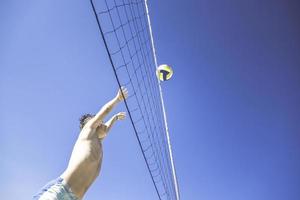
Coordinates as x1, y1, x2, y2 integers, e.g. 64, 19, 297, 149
79, 114, 95, 130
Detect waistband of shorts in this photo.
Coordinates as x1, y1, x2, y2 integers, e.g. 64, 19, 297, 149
59, 177, 81, 200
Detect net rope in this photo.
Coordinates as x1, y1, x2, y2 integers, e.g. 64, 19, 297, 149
90, 0, 180, 199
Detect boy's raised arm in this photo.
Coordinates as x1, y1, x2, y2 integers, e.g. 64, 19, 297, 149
88, 87, 128, 129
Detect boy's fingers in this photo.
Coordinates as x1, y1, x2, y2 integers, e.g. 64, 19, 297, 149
118, 87, 129, 100
121, 87, 128, 93
121, 86, 126, 92
116, 112, 126, 120
123, 91, 128, 98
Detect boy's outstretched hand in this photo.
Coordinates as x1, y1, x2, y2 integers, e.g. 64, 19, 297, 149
116, 86, 128, 102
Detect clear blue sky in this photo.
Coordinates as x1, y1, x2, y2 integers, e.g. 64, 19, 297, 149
1, 0, 300, 199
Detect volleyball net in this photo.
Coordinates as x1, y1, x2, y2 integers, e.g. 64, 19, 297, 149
89, 0, 179, 199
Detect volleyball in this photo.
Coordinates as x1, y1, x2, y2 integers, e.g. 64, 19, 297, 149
156, 64, 173, 81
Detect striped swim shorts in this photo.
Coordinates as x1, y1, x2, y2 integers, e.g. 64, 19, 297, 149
33, 177, 79, 200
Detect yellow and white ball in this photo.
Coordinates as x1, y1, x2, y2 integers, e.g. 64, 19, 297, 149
156, 64, 173, 81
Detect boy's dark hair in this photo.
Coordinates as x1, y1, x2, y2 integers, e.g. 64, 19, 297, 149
79, 114, 95, 130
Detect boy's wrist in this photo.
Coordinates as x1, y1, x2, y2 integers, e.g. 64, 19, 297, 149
113, 96, 120, 104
